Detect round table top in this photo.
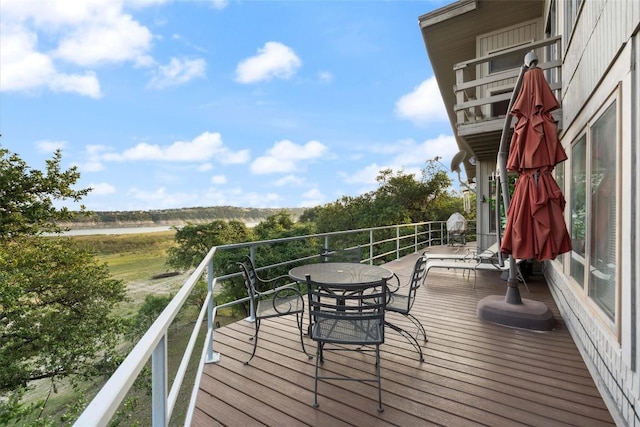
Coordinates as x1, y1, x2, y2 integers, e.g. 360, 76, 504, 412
289, 262, 393, 285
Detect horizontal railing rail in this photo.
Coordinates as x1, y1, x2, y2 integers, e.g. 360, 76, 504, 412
74, 220, 476, 426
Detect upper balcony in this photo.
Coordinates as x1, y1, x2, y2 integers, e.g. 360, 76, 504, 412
453, 36, 562, 161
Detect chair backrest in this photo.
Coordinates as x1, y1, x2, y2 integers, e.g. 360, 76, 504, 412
306, 276, 388, 344
237, 256, 259, 299
319, 246, 362, 263
406, 255, 427, 311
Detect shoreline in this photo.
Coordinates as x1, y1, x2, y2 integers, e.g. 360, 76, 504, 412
60, 221, 260, 236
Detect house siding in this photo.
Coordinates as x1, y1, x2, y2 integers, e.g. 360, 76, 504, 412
547, 1, 640, 425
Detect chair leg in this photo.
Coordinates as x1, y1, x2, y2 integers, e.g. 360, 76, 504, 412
407, 313, 428, 343
375, 344, 384, 413
297, 314, 312, 359
385, 321, 424, 362
313, 343, 322, 408
244, 318, 260, 365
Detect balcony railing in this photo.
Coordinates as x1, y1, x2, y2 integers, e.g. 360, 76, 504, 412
73, 220, 476, 426
453, 35, 562, 137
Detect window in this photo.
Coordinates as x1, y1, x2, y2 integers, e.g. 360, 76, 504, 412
569, 101, 618, 322
564, 0, 583, 41
570, 135, 587, 286
489, 52, 523, 74
555, 158, 565, 266
588, 103, 617, 318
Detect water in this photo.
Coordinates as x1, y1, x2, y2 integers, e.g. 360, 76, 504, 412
60, 221, 260, 236
61, 226, 175, 236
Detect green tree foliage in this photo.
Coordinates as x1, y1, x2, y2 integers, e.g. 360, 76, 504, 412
0, 147, 127, 425
166, 220, 252, 271
127, 295, 173, 342
309, 160, 454, 233
0, 148, 91, 238
167, 212, 317, 313
0, 237, 126, 390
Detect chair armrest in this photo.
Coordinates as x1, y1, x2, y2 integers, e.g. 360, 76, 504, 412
271, 287, 305, 314
258, 273, 294, 290
386, 273, 401, 294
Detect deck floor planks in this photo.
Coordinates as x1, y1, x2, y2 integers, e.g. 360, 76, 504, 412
193, 248, 615, 426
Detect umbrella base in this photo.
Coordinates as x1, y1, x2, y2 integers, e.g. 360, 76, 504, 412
477, 295, 555, 331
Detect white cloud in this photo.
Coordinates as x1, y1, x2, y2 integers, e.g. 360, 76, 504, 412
0, 0, 156, 97
210, 0, 228, 10
0, 25, 102, 97
251, 140, 327, 174
52, 9, 154, 67
395, 77, 448, 125
51, 71, 102, 97
342, 134, 458, 188
318, 71, 333, 84
211, 174, 226, 184
273, 175, 304, 187
301, 188, 324, 207
235, 41, 301, 84
127, 186, 200, 208
88, 182, 116, 195
147, 57, 206, 89
198, 163, 213, 172
342, 163, 388, 185
36, 139, 67, 153
102, 132, 250, 163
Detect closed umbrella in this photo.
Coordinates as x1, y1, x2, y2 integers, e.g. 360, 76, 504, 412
478, 51, 562, 331
500, 66, 571, 261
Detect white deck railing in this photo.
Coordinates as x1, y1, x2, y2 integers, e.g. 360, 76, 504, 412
74, 220, 476, 426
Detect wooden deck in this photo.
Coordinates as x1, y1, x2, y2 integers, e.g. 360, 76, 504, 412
192, 248, 615, 426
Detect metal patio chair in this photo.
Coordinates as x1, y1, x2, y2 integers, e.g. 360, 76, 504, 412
383, 254, 428, 362
237, 256, 311, 365
305, 274, 388, 412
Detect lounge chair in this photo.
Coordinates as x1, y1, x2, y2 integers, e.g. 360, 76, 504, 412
424, 246, 529, 291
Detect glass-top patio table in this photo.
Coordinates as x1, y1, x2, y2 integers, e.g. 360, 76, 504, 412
289, 262, 394, 285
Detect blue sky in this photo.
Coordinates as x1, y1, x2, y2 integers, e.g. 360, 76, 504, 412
1, 0, 460, 212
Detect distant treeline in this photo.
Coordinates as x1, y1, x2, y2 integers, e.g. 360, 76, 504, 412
61, 206, 307, 229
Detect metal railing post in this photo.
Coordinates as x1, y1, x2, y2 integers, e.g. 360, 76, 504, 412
205, 259, 219, 363
369, 230, 374, 264
152, 335, 168, 426
396, 227, 400, 259
414, 224, 418, 252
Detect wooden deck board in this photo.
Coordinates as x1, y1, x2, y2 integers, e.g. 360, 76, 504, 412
193, 249, 615, 426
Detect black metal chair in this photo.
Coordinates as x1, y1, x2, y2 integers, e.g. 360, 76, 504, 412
237, 256, 310, 365
319, 246, 362, 263
305, 274, 388, 412
384, 254, 428, 362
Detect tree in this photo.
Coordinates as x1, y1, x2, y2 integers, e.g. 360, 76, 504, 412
0, 237, 127, 390
310, 160, 455, 234
166, 220, 252, 271
0, 148, 91, 238
127, 295, 173, 342
0, 147, 127, 425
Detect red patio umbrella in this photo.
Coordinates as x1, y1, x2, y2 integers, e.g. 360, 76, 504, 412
500, 66, 571, 261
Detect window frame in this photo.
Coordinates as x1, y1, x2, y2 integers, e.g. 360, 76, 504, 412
567, 94, 620, 333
